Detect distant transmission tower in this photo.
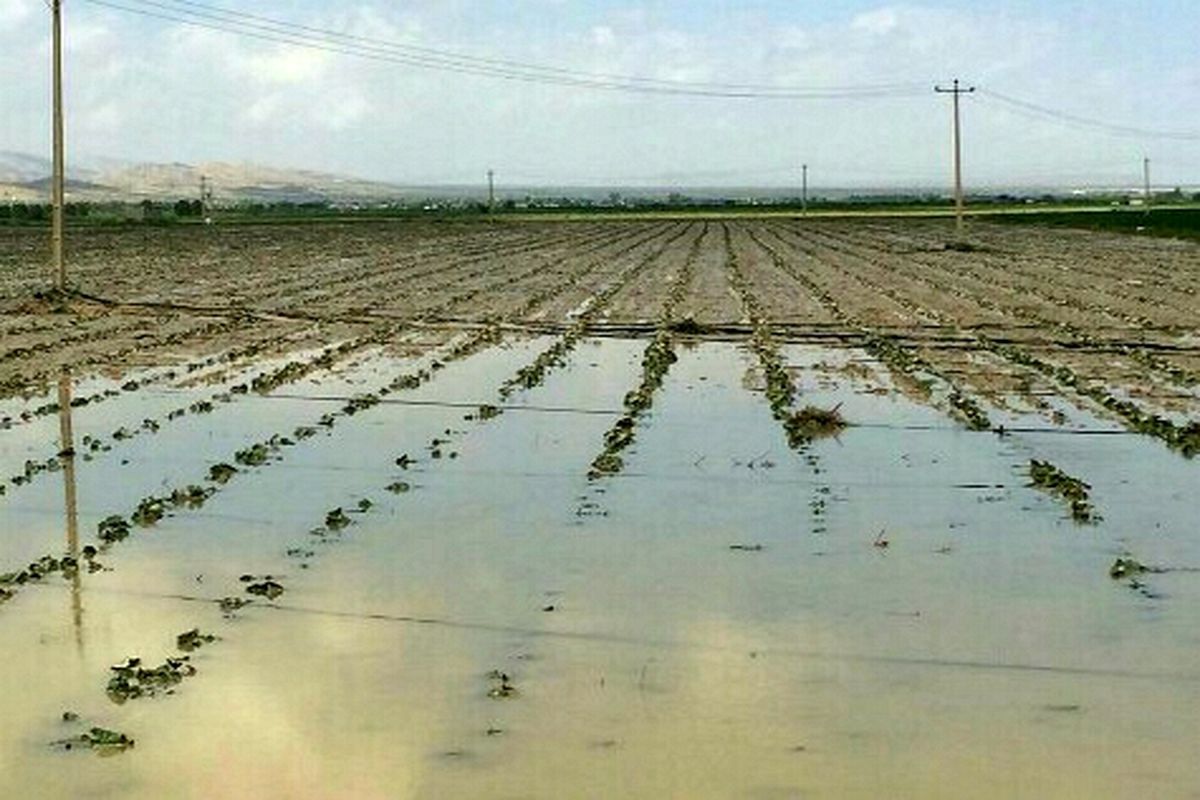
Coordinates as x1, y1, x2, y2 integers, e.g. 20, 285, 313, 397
934, 78, 975, 237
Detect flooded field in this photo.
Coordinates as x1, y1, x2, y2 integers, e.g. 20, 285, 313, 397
2, 218, 1199, 798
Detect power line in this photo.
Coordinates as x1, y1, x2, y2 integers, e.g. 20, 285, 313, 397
978, 88, 1200, 142
78, 0, 927, 99
145, 0, 925, 96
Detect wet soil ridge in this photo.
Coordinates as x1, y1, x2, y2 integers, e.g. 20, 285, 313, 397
584, 224, 705, 480
2, 309, 270, 401
769, 220, 1198, 423
768, 225, 1005, 429
746, 225, 995, 432
498, 224, 695, 399
0, 222, 630, 402
0, 346, 246, 439
984, 337, 1200, 457
422, 223, 661, 322
1028, 459, 1100, 524
1, 326, 421, 501
587, 331, 678, 479
723, 223, 846, 448
806, 222, 1199, 393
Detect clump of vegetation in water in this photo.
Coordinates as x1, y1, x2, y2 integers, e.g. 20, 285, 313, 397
948, 390, 993, 431
1028, 459, 1099, 524
169, 485, 213, 509
97, 515, 132, 543
217, 596, 251, 617
782, 405, 848, 447
241, 575, 285, 600
486, 670, 518, 699
106, 656, 196, 703
176, 629, 218, 653
471, 404, 503, 421
52, 726, 135, 755
325, 507, 352, 530
208, 462, 237, 483
1109, 556, 1151, 579
131, 496, 167, 527
234, 443, 271, 467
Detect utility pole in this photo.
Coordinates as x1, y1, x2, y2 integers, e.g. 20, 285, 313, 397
801, 163, 808, 216
1143, 157, 1151, 214
51, 0, 66, 291
200, 174, 213, 223
487, 169, 495, 215
934, 78, 975, 237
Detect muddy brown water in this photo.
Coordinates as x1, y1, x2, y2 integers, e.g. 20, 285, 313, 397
1, 338, 1198, 798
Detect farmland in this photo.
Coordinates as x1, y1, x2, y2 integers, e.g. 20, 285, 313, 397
1, 217, 1198, 798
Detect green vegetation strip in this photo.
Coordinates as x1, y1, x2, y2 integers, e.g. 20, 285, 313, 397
1028, 459, 1099, 524
587, 331, 678, 479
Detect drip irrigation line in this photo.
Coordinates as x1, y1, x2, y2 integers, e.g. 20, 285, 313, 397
24, 581, 1200, 683
142, 392, 626, 416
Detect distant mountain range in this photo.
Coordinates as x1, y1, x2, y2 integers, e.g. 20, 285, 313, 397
0, 150, 417, 204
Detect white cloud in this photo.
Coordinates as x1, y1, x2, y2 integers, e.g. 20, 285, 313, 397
317, 92, 369, 131
0, 0, 30, 31
0, 1, 1196, 188
851, 7, 901, 36
238, 46, 332, 85
590, 25, 614, 47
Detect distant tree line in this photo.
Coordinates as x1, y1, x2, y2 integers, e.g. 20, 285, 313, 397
3, 189, 1199, 225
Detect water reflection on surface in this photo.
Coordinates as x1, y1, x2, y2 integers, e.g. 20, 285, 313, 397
58, 369, 84, 652
1, 341, 1198, 798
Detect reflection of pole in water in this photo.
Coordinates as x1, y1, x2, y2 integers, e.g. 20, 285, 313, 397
57, 369, 83, 650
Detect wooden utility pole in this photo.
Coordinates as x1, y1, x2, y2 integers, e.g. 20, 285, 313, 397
51, 0, 66, 291
801, 163, 808, 216
934, 78, 975, 237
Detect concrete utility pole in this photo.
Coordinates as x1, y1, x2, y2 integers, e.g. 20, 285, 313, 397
1143, 157, 1152, 213
51, 0, 66, 291
934, 78, 975, 237
801, 163, 808, 216
487, 169, 495, 214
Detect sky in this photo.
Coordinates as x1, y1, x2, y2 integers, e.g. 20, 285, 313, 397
1, 0, 1198, 189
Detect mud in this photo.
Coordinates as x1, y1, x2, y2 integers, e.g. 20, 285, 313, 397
1, 218, 1198, 798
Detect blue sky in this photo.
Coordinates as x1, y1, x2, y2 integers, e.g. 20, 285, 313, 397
1, 0, 1197, 188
